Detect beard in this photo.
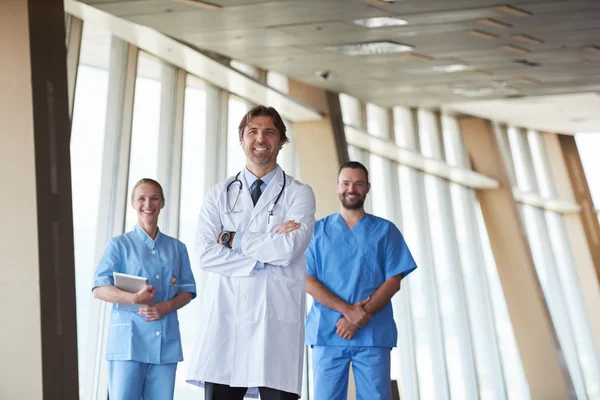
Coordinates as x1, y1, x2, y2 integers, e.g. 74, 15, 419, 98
339, 193, 365, 210
247, 153, 276, 166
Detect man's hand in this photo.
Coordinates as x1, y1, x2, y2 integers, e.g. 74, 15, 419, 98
139, 302, 172, 322
336, 317, 359, 340
276, 220, 301, 234
133, 285, 156, 305
342, 297, 371, 327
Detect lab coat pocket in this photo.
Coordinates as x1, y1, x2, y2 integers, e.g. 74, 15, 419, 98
106, 323, 132, 359
266, 272, 303, 323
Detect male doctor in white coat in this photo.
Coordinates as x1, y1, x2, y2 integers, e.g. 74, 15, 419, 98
187, 105, 316, 400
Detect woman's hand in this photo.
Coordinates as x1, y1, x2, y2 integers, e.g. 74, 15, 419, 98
133, 285, 156, 305
139, 302, 172, 322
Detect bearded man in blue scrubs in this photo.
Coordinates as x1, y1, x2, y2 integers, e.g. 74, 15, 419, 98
305, 161, 417, 400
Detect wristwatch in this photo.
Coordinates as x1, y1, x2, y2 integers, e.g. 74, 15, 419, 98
220, 231, 233, 248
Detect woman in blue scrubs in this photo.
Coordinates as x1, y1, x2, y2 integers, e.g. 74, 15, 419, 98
92, 178, 196, 400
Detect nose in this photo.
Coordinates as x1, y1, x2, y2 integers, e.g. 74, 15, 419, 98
255, 130, 266, 142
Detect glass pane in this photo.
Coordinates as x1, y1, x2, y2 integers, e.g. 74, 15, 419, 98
575, 133, 600, 208
476, 203, 530, 399
277, 119, 297, 177
366, 103, 390, 139
339, 93, 362, 128
174, 75, 208, 399
124, 52, 163, 230
70, 21, 110, 397
267, 71, 289, 94
227, 96, 251, 176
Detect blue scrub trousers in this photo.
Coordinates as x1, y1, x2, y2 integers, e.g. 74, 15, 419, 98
108, 360, 177, 400
311, 346, 392, 400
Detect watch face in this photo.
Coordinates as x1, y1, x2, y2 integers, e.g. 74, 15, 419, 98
221, 232, 231, 244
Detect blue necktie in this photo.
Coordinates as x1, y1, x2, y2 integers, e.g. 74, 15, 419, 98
251, 179, 263, 206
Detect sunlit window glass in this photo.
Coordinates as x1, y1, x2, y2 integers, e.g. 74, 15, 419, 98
124, 52, 163, 230
227, 96, 251, 176
174, 74, 209, 398
70, 21, 110, 397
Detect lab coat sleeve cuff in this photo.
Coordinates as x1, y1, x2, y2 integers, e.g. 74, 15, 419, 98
232, 231, 244, 250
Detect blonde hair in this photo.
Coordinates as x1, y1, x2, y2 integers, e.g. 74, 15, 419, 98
131, 178, 165, 201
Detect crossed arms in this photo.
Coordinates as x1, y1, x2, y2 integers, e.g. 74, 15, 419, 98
306, 274, 402, 340
196, 183, 316, 277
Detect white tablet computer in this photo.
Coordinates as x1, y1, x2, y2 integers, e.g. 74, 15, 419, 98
113, 272, 148, 311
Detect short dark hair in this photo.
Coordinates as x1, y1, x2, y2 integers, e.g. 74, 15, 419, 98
131, 178, 165, 201
338, 161, 369, 183
238, 105, 289, 145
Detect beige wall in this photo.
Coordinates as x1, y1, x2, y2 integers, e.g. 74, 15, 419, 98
0, 0, 43, 398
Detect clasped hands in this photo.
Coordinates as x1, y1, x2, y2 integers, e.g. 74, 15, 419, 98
133, 285, 171, 322
217, 220, 301, 245
336, 298, 371, 340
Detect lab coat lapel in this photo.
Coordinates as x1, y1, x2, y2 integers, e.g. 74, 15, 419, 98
250, 166, 284, 223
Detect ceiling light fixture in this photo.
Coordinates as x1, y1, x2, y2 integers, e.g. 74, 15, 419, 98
501, 44, 530, 54
325, 41, 414, 56
583, 45, 600, 54
432, 64, 473, 73
512, 34, 544, 45
475, 18, 512, 29
353, 17, 408, 28
495, 5, 532, 17
467, 29, 499, 40
172, 0, 221, 9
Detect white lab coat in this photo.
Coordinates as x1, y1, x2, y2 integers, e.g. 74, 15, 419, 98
186, 166, 316, 398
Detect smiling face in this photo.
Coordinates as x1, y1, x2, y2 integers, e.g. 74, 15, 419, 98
131, 183, 165, 227
337, 167, 370, 210
240, 115, 282, 169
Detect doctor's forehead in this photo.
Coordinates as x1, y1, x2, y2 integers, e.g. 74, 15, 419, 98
245, 116, 278, 131
338, 168, 368, 182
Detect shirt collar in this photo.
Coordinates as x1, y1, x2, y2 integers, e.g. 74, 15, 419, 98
243, 165, 279, 191
134, 224, 162, 249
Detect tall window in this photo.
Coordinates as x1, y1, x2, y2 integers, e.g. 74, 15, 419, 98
576, 133, 600, 223
70, 21, 111, 397
124, 52, 163, 229
227, 96, 251, 176
174, 74, 210, 398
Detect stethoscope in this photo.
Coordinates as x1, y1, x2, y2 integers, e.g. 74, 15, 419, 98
225, 169, 286, 224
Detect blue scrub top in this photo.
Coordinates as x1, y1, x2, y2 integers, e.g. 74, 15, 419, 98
305, 213, 417, 347
93, 225, 197, 364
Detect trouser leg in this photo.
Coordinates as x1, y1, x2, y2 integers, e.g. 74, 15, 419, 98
258, 386, 298, 400
351, 347, 392, 400
107, 360, 145, 400
142, 363, 177, 400
203, 382, 247, 400
311, 346, 351, 400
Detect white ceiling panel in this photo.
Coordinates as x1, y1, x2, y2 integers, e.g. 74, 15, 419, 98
78, 0, 600, 112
